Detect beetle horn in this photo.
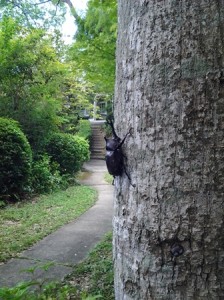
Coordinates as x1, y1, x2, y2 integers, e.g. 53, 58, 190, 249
106, 119, 119, 139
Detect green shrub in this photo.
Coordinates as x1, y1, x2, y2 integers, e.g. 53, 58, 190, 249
0, 118, 32, 199
31, 155, 62, 194
46, 133, 90, 175
103, 118, 113, 137
77, 120, 92, 142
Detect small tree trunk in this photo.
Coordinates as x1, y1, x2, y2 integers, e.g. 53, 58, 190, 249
61, 0, 81, 22
114, 1, 224, 299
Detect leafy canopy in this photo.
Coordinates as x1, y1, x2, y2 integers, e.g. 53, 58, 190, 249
0, 16, 93, 151
0, 0, 66, 29
0, 17, 65, 150
68, 0, 117, 95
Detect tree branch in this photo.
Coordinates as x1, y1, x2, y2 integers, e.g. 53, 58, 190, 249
59, 0, 81, 23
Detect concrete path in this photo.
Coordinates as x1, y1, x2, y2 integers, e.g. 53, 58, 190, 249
0, 160, 113, 288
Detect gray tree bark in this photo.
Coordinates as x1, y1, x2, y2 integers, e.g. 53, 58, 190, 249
113, 1, 224, 299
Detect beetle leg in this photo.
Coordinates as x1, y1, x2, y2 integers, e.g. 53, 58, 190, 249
115, 131, 130, 151
123, 163, 135, 187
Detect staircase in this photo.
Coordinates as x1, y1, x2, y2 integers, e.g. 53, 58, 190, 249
90, 121, 106, 160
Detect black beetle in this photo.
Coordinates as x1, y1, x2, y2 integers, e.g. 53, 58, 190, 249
170, 243, 184, 257
104, 119, 132, 184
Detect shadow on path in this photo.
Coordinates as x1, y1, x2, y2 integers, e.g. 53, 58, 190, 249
0, 160, 113, 287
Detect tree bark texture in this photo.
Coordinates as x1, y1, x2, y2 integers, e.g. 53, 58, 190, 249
114, 1, 224, 299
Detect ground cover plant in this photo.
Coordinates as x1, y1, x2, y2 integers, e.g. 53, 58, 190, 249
0, 186, 97, 262
65, 232, 114, 299
104, 173, 113, 185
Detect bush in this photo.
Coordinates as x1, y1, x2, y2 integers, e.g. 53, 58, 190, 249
46, 133, 90, 175
31, 154, 62, 194
0, 118, 32, 199
77, 120, 92, 142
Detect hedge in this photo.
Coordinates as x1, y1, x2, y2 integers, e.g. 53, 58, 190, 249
0, 118, 32, 199
46, 133, 90, 175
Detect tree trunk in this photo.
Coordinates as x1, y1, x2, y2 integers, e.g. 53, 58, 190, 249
113, 1, 224, 299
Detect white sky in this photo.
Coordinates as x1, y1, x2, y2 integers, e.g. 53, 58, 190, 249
62, 0, 89, 44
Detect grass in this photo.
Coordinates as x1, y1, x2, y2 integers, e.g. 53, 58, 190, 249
104, 173, 113, 185
0, 233, 114, 300
0, 185, 97, 262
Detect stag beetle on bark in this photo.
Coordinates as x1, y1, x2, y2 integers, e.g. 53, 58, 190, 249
104, 119, 133, 185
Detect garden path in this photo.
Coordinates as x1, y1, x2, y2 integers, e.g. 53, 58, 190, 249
0, 159, 113, 288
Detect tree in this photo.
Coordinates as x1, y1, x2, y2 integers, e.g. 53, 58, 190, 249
0, 17, 67, 151
59, 65, 94, 134
67, 0, 117, 95
113, 1, 224, 299
0, 16, 92, 152
0, 0, 66, 29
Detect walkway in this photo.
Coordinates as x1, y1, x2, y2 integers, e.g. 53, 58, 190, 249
0, 160, 113, 288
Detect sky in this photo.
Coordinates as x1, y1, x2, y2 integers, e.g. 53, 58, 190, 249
61, 0, 89, 44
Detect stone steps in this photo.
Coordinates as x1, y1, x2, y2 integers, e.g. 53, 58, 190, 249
90, 121, 105, 160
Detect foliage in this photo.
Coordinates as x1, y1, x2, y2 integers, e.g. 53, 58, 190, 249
0, 281, 38, 300
77, 119, 92, 142
0, 185, 97, 262
46, 133, 90, 175
0, 17, 93, 153
0, 282, 102, 300
0, 117, 32, 200
0, 0, 66, 30
59, 68, 94, 134
0, 1, 115, 199
0, 1, 115, 157
0, 233, 113, 300
0, 17, 66, 152
104, 172, 113, 185
31, 154, 62, 194
67, 0, 117, 95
